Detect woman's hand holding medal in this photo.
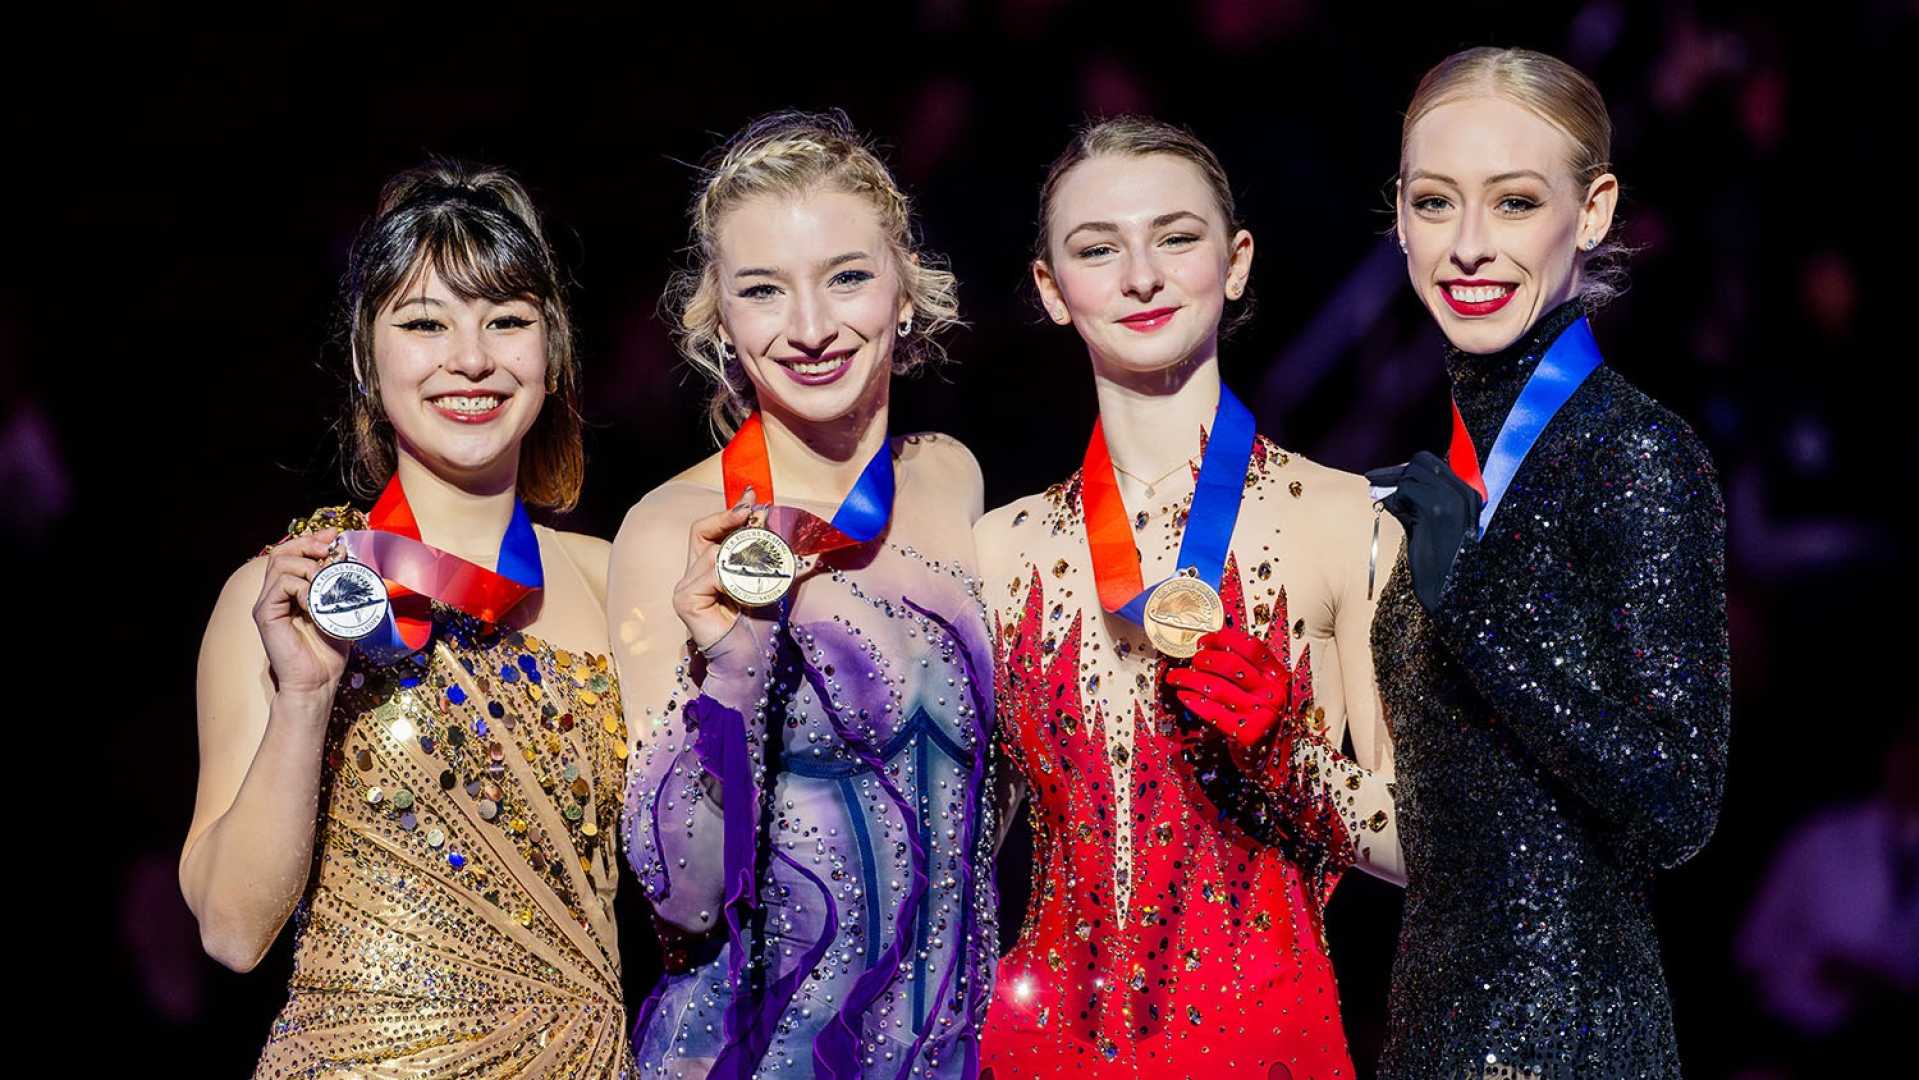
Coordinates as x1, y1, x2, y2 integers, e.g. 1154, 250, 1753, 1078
675, 487, 769, 653
253, 528, 353, 702
1165, 625, 1298, 750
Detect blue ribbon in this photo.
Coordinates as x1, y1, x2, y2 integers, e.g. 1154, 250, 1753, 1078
1476, 316, 1604, 534
827, 441, 896, 543
1115, 385, 1258, 624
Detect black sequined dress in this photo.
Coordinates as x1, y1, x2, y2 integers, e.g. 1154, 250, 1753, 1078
1373, 301, 1731, 1079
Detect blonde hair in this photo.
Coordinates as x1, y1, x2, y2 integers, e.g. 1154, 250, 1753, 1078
341, 160, 583, 510
1035, 115, 1251, 335
663, 110, 960, 439
1400, 47, 1627, 307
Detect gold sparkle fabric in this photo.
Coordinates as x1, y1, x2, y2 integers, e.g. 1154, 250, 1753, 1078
252, 509, 632, 1078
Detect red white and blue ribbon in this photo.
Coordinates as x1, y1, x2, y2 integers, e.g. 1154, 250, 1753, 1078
721, 411, 895, 555
338, 474, 544, 661
1082, 385, 1257, 623
1447, 316, 1604, 536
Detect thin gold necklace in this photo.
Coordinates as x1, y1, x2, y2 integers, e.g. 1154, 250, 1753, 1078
1112, 455, 1196, 499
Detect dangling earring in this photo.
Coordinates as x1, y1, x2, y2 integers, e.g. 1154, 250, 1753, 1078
720, 339, 737, 360
897, 316, 913, 338
1398, 235, 1409, 254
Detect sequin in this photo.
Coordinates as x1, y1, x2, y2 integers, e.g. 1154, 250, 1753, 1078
1373, 301, 1730, 1078
250, 510, 632, 1076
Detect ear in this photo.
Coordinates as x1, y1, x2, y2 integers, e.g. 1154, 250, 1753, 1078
1224, 228, 1254, 300
1033, 258, 1070, 325
1393, 178, 1407, 253
898, 251, 920, 326
1580, 172, 1619, 250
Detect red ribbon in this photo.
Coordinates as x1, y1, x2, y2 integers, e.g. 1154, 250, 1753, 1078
1446, 398, 1491, 502
1081, 418, 1148, 614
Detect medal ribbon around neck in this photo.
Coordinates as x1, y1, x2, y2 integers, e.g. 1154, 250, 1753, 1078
1082, 384, 1257, 623
721, 411, 896, 554
335, 474, 544, 660
1447, 315, 1604, 536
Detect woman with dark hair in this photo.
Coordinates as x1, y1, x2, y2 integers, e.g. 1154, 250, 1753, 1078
975, 117, 1404, 1079
181, 163, 631, 1075
1370, 47, 1731, 1077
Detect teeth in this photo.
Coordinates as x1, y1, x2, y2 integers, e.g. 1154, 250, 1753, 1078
1448, 285, 1511, 304
788, 358, 845, 376
436, 395, 502, 413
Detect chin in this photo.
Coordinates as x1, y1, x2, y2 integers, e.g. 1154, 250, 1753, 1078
1099, 333, 1209, 377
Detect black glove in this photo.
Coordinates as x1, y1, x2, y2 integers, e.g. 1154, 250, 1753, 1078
1366, 450, 1484, 614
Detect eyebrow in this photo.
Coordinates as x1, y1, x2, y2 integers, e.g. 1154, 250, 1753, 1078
1407, 169, 1552, 186
1062, 210, 1209, 245
734, 251, 873, 279
389, 296, 445, 311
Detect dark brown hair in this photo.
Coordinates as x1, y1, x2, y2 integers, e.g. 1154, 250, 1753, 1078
340, 161, 583, 510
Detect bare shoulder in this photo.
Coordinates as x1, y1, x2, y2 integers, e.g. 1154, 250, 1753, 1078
898, 431, 983, 488
975, 490, 1054, 577
549, 528, 612, 565
1270, 445, 1378, 532
617, 465, 725, 547
212, 554, 271, 624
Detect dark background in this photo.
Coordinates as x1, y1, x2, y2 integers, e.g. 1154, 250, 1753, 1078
28, 3, 1910, 1076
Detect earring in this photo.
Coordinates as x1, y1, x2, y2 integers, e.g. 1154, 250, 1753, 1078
1398, 235, 1408, 254
1582, 237, 1598, 251
720, 340, 737, 360
898, 316, 913, 337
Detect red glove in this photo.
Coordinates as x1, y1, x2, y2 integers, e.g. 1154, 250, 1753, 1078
1163, 625, 1298, 749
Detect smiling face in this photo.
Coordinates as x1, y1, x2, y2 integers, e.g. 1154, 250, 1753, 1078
1397, 94, 1616, 354
1036, 153, 1252, 380
714, 188, 910, 427
368, 266, 548, 488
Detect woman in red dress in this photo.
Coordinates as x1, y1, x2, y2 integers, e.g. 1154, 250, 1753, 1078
975, 118, 1404, 1079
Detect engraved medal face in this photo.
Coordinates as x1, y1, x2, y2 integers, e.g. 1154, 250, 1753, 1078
307, 558, 391, 640
1142, 575, 1224, 658
715, 526, 797, 608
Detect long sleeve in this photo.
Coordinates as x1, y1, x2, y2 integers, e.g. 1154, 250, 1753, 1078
1431, 407, 1731, 870
610, 485, 778, 934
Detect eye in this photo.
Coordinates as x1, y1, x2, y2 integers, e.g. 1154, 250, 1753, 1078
395, 318, 445, 332
1496, 195, 1541, 215
1410, 195, 1452, 214
1159, 233, 1200, 248
1074, 243, 1117, 259
738, 283, 781, 300
829, 269, 874, 289
488, 314, 536, 330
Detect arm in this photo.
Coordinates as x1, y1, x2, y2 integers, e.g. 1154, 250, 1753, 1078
1168, 625, 1402, 897
1328, 504, 1404, 882
610, 486, 776, 934
179, 532, 349, 972
1432, 418, 1731, 869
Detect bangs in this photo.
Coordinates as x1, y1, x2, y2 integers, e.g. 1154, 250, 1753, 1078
368, 199, 556, 315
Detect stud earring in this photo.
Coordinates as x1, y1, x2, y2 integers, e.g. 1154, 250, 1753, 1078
1582, 237, 1598, 251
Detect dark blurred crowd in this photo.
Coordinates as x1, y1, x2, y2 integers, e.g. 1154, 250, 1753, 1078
21, 4, 1911, 1076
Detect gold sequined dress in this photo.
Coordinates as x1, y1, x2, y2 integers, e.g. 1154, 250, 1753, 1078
253, 507, 632, 1079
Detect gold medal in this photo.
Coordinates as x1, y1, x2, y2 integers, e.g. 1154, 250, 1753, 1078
1141, 572, 1224, 658
715, 526, 797, 608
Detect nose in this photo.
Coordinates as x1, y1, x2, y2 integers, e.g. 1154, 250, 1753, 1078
1449, 207, 1495, 275
1121, 242, 1165, 303
444, 324, 497, 380
784, 290, 838, 356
